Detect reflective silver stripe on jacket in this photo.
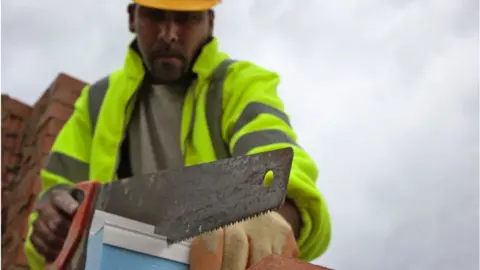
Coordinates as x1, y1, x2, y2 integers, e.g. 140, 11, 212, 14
44, 152, 89, 183
205, 59, 237, 159
88, 76, 110, 135
232, 129, 298, 156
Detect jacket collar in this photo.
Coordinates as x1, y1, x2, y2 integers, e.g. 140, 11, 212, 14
123, 37, 230, 82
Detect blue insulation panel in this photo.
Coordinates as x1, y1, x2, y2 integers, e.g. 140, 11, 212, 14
86, 229, 188, 270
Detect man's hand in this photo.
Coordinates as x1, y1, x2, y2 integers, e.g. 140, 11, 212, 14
189, 211, 299, 270
31, 188, 79, 262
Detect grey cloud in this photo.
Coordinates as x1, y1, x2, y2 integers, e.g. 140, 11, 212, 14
2, 0, 478, 269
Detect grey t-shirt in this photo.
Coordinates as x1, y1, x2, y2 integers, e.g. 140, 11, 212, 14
128, 84, 185, 176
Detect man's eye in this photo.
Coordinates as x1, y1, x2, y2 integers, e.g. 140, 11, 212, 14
189, 13, 201, 20
150, 11, 166, 21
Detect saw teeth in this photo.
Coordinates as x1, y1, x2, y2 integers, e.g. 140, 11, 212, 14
166, 209, 277, 246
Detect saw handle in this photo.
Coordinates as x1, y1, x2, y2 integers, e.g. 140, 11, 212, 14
51, 180, 101, 270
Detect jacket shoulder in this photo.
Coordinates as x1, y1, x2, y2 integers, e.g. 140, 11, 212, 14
224, 60, 280, 95
228, 59, 279, 78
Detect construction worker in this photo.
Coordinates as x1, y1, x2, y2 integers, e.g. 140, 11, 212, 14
24, 0, 331, 269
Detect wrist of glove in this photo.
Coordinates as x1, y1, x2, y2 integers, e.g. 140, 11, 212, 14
189, 211, 299, 270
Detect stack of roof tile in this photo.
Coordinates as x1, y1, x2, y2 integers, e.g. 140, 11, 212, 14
1, 73, 86, 269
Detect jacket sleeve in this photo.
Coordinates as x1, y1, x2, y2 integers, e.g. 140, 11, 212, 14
24, 85, 93, 270
221, 61, 331, 261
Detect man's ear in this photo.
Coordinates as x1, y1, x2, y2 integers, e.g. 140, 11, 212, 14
208, 9, 215, 36
127, 3, 136, 33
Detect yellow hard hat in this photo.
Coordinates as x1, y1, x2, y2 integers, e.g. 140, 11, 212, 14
133, 0, 221, 11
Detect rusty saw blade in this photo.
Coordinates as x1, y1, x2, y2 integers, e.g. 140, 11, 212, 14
51, 147, 293, 270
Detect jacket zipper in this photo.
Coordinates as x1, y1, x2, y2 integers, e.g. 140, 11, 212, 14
113, 79, 144, 179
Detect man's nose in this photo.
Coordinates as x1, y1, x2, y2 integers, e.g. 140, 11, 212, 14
157, 20, 179, 43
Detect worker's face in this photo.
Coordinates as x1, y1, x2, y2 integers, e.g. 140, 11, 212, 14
128, 4, 213, 84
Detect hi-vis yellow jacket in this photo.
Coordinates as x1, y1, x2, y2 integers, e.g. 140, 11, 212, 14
24, 37, 331, 269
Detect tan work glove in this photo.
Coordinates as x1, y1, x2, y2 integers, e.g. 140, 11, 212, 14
189, 211, 299, 270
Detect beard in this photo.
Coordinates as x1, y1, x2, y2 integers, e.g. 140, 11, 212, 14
152, 58, 183, 81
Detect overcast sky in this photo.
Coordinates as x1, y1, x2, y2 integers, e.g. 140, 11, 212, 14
2, 0, 479, 269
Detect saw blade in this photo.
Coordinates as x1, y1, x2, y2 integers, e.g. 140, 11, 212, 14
94, 147, 294, 245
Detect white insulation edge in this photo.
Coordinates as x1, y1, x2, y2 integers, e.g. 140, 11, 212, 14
90, 210, 191, 264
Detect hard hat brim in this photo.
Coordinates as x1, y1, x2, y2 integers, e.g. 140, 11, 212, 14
133, 0, 220, 11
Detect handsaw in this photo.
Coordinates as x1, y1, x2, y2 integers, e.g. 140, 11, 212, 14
48, 147, 294, 270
